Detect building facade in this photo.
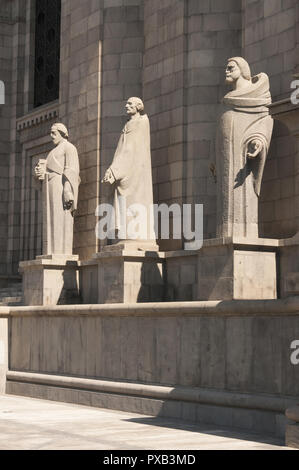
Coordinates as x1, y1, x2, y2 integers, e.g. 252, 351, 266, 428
0, 0, 299, 277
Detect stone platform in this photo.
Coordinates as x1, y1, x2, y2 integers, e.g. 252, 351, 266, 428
19, 255, 80, 306
1, 298, 299, 441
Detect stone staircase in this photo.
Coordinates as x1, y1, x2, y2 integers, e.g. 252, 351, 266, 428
0, 282, 23, 306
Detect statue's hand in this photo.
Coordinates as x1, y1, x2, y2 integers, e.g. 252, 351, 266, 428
64, 199, 74, 210
63, 182, 74, 210
34, 163, 46, 180
247, 139, 263, 159
102, 168, 115, 185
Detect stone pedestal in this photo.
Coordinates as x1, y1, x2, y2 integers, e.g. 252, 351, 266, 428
286, 406, 299, 449
93, 244, 164, 304
19, 255, 80, 306
196, 238, 278, 300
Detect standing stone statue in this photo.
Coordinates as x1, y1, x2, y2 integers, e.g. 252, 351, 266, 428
216, 57, 273, 238
102, 97, 155, 244
35, 123, 80, 255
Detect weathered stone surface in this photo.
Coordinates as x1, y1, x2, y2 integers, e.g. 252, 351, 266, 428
94, 248, 164, 304
286, 406, 299, 423
102, 98, 156, 247
285, 423, 299, 449
19, 255, 80, 306
34, 124, 80, 256
5, 300, 299, 437
216, 58, 273, 239
0, 317, 8, 394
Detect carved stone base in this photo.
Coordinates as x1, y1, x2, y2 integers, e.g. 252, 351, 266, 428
92, 246, 164, 304
19, 255, 80, 306
195, 238, 278, 301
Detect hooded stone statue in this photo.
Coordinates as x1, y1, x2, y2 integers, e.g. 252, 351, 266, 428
35, 123, 80, 255
103, 97, 155, 245
216, 57, 273, 239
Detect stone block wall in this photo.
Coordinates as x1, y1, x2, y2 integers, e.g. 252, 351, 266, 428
0, 2, 13, 277
2, 0, 299, 277
185, 0, 242, 241
59, 0, 104, 260
6, 0, 28, 275
143, 0, 242, 247
242, 0, 299, 238
99, 0, 144, 250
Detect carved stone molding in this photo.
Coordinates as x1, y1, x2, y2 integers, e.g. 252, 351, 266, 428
16, 101, 59, 132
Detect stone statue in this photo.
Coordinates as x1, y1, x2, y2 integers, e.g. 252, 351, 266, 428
102, 97, 155, 244
216, 57, 273, 238
35, 123, 80, 255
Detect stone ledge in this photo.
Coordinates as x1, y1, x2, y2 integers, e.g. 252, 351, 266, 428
92, 250, 165, 260
16, 101, 59, 131
19, 256, 79, 270
6, 371, 298, 414
4, 296, 299, 317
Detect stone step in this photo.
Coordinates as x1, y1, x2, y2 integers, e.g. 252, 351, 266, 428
0, 288, 22, 295
1, 297, 22, 303
0, 282, 23, 306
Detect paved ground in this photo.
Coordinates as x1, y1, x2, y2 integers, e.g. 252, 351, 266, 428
0, 394, 291, 450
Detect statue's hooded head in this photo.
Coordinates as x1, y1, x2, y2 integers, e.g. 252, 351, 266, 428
225, 57, 251, 85
126, 97, 144, 116
51, 123, 69, 145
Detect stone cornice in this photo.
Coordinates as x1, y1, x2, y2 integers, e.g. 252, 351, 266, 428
16, 101, 59, 131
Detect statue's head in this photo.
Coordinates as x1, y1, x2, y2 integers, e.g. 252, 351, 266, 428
51, 123, 69, 145
225, 57, 251, 85
125, 97, 144, 116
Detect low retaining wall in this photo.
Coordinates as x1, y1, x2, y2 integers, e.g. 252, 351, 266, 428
0, 312, 9, 394
3, 298, 299, 438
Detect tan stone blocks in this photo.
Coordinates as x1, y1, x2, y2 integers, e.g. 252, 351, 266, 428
203, 14, 230, 32
93, 249, 164, 304
20, 256, 80, 306
166, 252, 198, 301
195, 239, 277, 301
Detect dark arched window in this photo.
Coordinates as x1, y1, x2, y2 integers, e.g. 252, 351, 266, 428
34, 0, 61, 107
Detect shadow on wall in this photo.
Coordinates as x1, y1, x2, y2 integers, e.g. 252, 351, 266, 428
57, 264, 81, 305
137, 257, 165, 303
259, 120, 297, 239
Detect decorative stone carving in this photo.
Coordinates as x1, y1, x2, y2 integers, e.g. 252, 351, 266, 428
35, 123, 80, 255
216, 57, 273, 238
102, 97, 156, 246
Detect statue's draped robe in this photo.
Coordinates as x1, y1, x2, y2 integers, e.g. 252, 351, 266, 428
109, 114, 155, 241
44, 140, 80, 254
216, 73, 273, 238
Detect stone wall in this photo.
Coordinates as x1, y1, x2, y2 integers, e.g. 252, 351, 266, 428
99, 0, 144, 250
242, 0, 298, 238
1, 0, 299, 276
143, 0, 242, 247
0, 317, 8, 394
6, 300, 299, 436
58, 0, 104, 260
0, 2, 12, 277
